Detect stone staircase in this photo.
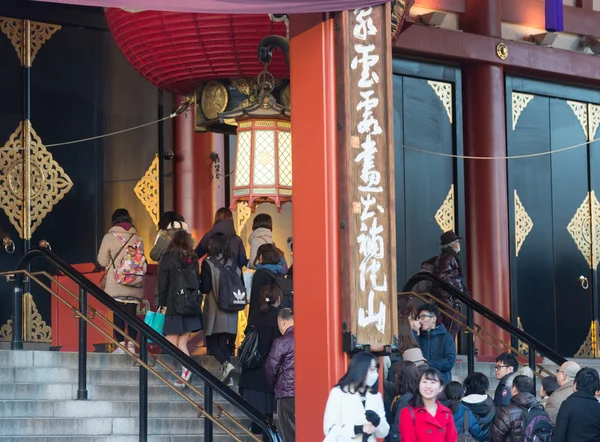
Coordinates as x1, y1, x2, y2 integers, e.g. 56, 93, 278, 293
0, 350, 257, 441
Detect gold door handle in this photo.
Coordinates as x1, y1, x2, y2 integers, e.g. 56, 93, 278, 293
580, 276, 589, 290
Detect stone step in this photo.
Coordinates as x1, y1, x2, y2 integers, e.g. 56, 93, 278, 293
0, 382, 240, 402
0, 417, 257, 437
0, 400, 248, 419
0, 350, 224, 371
0, 437, 255, 442
0, 366, 233, 386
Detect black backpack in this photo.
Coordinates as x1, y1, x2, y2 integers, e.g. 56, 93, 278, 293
173, 266, 202, 315
521, 404, 552, 442
206, 257, 248, 313
263, 269, 294, 309
238, 325, 263, 370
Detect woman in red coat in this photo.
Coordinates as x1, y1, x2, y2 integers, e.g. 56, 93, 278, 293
399, 368, 458, 442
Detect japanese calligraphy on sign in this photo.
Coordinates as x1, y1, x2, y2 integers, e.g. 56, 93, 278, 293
336, 3, 397, 352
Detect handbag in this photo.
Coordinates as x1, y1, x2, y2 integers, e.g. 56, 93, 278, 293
144, 307, 165, 342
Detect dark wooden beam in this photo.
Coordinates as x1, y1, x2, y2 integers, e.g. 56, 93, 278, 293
576, 0, 594, 9
393, 25, 600, 86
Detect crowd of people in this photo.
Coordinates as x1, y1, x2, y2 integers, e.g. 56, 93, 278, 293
323, 319, 600, 442
97, 207, 296, 441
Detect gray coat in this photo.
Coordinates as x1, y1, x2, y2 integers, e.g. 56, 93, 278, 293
200, 257, 239, 336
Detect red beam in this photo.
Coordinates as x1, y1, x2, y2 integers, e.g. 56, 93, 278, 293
415, 0, 600, 38
393, 25, 600, 86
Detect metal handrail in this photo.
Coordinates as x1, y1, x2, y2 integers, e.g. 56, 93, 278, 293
11, 269, 258, 441
402, 273, 567, 381
399, 291, 553, 379
10, 248, 281, 442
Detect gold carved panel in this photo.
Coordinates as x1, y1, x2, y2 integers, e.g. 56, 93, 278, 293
0, 122, 73, 239
134, 155, 159, 229
0, 292, 51, 343
0, 17, 60, 67
427, 81, 453, 124
435, 184, 455, 232
512, 92, 534, 131
567, 191, 600, 270
567, 100, 589, 140
589, 104, 600, 142
235, 201, 252, 234
514, 190, 533, 257
575, 320, 600, 358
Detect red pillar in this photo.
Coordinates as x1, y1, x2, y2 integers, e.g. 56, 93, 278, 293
173, 98, 223, 241
290, 14, 347, 442
462, 1, 511, 357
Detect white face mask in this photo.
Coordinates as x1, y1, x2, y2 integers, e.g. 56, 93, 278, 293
365, 371, 379, 387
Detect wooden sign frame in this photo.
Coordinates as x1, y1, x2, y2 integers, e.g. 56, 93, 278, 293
335, 4, 398, 354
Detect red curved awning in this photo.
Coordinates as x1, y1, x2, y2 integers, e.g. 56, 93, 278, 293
30, 0, 393, 14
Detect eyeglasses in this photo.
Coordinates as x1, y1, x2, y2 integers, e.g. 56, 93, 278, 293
418, 314, 434, 320
495, 365, 509, 370
556, 369, 565, 375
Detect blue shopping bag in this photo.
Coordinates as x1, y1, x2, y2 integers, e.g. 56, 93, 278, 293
144, 308, 165, 342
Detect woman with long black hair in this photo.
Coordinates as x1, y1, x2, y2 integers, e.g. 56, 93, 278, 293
157, 230, 203, 389
399, 368, 457, 442
323, 352, 389, 441
387, 361, 419, 442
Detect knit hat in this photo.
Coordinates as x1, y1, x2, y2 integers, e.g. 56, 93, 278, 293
403, 348, 427, 364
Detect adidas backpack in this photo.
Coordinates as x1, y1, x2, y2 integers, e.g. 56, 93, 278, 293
521, 404, 553, 442
113, 233, 147, 288
206, 257, 248, 312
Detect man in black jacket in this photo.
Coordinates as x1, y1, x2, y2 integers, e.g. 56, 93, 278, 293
554, 367, 600, 442
493, 353, 519, 408
491, 375, 538, 442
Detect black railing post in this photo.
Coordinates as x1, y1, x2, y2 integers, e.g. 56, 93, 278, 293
467, 307, 475, 375
77, 287, 88, 399
529, 345, 536, 393
204, 383, 214, 442
139, 335, 148, 442
11, 273, 24, 350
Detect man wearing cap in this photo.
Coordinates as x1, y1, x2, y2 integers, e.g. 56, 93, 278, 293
545, 361, 581, 423
431, 230, 467, 337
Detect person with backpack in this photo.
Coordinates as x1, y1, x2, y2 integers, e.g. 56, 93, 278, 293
98, 208, 147, 354
157, 230, 203, 389
194, 208, 248, 269
238, 285, 282, 439
462, 372, 496, 441
490, 375, 552, 442
250, 244, 293, 315
399, 367, 457, 442
554, 367, 600, 441
386, 361, 419, 441
443, 381, 485, 442
200, 233, 246, 384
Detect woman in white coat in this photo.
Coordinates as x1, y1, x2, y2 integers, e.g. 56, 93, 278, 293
323, 352, 389, 441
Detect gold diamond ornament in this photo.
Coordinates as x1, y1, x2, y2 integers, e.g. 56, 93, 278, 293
134, 155, 159, 229
512, 92, 534, 131
0, 122, 73, 239
514, 190, 533, 257
0, 17, 61, 67
427, 81, 453, 124
567, 191, 600, 269
435, 184, 455, 232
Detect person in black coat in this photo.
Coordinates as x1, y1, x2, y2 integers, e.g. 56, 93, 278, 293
194, 208, 248, 268
554, 367, 600, 442
238, 284, 282, 439
157, 231, 203, 389
386, 361, 419, 442
249, 244, 286, 320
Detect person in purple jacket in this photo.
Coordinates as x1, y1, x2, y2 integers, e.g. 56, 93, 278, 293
265, 308, 295, 442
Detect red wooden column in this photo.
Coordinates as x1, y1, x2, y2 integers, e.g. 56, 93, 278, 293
290, 14, 347, 442
173, 98, 223, 241
462, 0, 511, 357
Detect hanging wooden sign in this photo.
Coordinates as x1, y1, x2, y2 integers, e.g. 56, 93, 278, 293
336, 3, 397, 353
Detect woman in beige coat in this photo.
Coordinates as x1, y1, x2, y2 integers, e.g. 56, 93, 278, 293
98, 208, 146, 354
